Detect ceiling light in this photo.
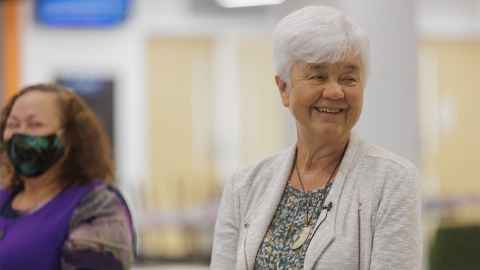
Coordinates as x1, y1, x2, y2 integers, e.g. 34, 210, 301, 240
216, 0, 286, 8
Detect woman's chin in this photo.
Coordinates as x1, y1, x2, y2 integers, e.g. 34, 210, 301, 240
310, 123, 349, 139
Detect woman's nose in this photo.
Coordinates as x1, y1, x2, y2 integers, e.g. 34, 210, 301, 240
322, 81, 345, 100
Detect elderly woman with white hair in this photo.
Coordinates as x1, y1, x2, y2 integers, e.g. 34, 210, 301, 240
210, 5, 422, 270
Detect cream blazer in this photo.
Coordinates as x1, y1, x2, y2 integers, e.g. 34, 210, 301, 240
210, 135, 422, 270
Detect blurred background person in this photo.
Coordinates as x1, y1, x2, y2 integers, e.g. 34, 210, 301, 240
211, 6, 422, 270
0, 84, 135, 270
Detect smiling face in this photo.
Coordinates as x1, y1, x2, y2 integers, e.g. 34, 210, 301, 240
3, 91, 62, 142
276, 53, 365, 141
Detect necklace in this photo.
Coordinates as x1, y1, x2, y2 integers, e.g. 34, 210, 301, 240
291, 145, 347, 250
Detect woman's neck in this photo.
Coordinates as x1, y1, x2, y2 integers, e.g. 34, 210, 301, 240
290, 130, 349, 191
296, 131, 349, 172
18, 172, 63, 207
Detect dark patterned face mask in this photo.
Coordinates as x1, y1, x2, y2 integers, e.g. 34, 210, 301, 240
5, 133, 65, 177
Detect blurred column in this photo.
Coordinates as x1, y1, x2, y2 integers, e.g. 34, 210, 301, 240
339, 0, 420, 164
1, 0, 20, 101
213, 35, 241, 183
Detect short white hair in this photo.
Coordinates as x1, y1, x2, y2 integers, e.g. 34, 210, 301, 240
272, 6, 369, 82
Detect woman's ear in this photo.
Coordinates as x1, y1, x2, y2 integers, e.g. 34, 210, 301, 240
275, 75, 290, 107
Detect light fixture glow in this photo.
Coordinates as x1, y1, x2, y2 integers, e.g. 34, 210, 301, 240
216, 0, 286, 8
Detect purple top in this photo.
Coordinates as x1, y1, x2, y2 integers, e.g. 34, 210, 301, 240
0, 183, 96, 270
0, 181, 136, 270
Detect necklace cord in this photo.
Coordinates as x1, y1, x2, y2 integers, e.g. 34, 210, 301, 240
292, 142, 349, 248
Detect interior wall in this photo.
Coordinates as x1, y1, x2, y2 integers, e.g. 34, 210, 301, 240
420, 41, 480, 225
236, 36, 288, 166
143, 36, 216, 257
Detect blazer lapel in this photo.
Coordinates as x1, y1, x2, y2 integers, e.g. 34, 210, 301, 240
302, 170, 343, 270
303, 135, 363, 270
242, 146, 296, 270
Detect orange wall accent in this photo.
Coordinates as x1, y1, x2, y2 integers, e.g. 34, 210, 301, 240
2, 0, 19, 100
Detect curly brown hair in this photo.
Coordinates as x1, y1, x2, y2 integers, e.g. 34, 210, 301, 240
0, 83, 114, 188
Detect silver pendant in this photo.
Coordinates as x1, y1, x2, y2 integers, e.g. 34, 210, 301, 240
292, 225, 311, 250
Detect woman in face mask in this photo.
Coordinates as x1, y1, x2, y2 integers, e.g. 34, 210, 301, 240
0, 84, 135, 270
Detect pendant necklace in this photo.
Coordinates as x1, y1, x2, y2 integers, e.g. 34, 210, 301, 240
291, 145, 346, 250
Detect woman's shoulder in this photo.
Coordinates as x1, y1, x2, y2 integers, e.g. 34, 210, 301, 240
358, 140, 417, 174
70, 183, 131, 228
354, 140, 419, 200
63, 183, 134, 270
83, 183, 126, 207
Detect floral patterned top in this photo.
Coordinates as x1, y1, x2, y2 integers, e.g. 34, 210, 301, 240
254, 185, 327, 270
